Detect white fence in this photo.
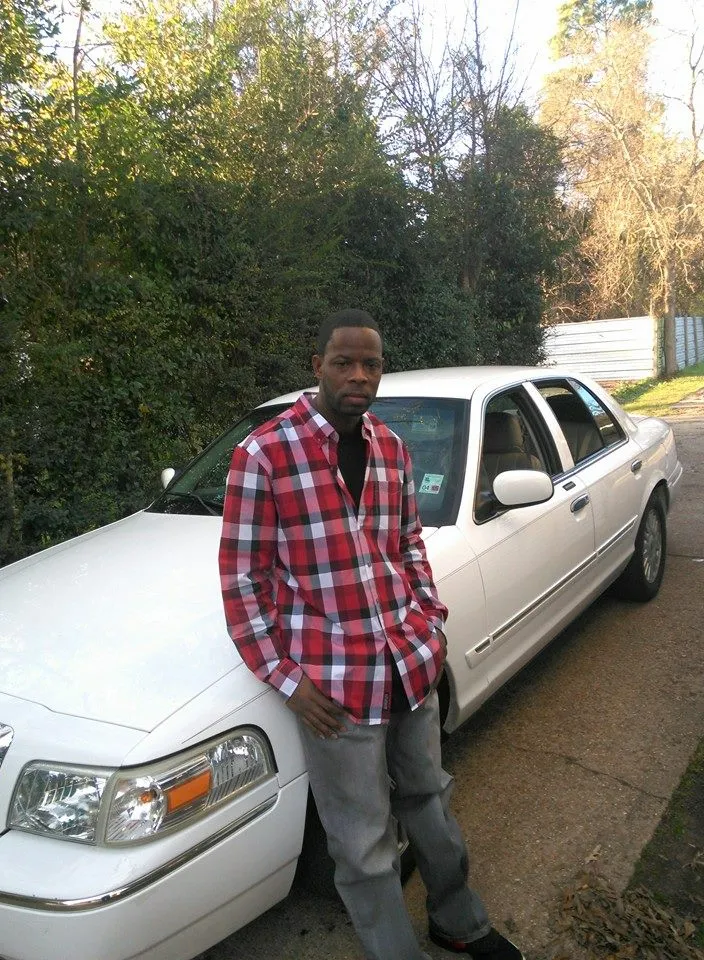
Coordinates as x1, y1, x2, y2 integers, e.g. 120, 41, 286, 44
542, 315, 704, 382
676, 316, 704, 371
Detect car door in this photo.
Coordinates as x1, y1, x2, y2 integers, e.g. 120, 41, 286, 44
461, 383, 597, 700
530, 377, 643, 584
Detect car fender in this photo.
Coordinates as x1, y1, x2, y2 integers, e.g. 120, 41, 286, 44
121, 669, 306, 789
630, 418, 681, 517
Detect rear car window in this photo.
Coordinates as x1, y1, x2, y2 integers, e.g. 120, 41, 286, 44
537, 380, 624, 464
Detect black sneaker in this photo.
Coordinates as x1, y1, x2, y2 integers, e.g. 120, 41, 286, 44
429, 924, 524, 959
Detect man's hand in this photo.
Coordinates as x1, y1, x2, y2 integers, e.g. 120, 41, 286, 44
286, 674, 347, 739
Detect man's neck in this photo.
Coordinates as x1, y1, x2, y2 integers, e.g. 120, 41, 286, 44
311, 396, 362, 436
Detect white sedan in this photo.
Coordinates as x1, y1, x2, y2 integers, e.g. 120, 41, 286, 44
0, 366, 682, 960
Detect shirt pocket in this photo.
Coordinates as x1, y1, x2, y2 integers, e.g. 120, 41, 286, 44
365, 463, 404, 545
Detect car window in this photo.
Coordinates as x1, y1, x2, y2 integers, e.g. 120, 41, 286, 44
148, 405, 289, 516
536, 380, 624, 465
149, 395, 468, 527
371, 396, 468, 527
475, 388, 551, 523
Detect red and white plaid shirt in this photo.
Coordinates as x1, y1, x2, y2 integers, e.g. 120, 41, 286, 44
219, 392, 448, 724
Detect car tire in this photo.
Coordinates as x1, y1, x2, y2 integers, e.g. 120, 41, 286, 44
294, 792, 416, 899
613, 490, 667, 602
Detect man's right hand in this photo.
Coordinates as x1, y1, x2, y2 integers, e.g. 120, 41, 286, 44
286, 674, 347, 739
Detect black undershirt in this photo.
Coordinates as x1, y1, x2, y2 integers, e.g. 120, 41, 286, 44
336, 421, 408, 712
336, 421, 366, 514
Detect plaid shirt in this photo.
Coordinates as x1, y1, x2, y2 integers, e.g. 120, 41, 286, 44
219, 392, 448, 724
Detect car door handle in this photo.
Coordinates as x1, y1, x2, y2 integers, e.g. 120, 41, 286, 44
570, 494, 590, 514
631, 459, 643, 474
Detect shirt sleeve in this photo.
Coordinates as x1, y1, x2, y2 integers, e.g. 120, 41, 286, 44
399, 443, 449, 632
218, 442, 304, 698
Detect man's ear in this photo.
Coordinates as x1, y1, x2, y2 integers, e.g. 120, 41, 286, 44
312, 354, 322, 378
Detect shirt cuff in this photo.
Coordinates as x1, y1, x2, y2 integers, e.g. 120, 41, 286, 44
267, 657, 305, 699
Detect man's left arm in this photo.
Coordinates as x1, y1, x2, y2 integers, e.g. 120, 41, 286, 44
399, 443, 449, 636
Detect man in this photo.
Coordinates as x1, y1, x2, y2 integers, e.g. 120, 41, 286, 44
219, 309, 523, 960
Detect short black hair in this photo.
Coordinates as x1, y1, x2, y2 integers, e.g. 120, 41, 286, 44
316, 309, 382, 355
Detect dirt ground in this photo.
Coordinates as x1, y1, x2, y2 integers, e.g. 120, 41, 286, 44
631, 736, 704, 932
547, 736, 704, 960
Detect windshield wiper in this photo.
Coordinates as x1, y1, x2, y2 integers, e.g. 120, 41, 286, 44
159, 491, 222, 516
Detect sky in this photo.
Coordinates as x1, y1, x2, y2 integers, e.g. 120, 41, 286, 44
59, 0, 702, 134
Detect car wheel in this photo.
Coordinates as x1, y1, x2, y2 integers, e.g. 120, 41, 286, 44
294, 792, 416, 899
614, 490, 667, 601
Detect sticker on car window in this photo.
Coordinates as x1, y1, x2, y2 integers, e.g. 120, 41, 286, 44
419, 473, 444, 494
412, 415, 439, 432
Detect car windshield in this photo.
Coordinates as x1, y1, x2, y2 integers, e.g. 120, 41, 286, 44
149, 395, 468, 527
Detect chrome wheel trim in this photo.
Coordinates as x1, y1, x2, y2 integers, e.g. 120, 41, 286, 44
642, 507, 663, 584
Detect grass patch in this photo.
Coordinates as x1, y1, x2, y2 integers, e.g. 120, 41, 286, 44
612, 362, 704, 417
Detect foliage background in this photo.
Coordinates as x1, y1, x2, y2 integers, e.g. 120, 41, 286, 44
0, 0, 570, 564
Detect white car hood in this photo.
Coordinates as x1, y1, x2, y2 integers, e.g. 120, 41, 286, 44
0, 512, 242, 731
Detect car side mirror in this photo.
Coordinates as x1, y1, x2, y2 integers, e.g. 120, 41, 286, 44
493, 470, 554, 508
161, 467, 177, 489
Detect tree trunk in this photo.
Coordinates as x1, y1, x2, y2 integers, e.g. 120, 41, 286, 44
72, 2, 85, 152
72, 0, 89, 280
0, 449, 21, 566
662, 257, 677, 376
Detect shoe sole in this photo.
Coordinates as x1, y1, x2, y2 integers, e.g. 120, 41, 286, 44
428, 927, 526, 959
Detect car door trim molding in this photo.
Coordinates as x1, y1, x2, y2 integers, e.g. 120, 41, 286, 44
492, 553, 598, 643
0, 795, 278, 913
596, 517, 638, 558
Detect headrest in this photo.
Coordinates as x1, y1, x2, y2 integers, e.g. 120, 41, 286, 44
545, 393, 588, 423
483, 412, 524, 454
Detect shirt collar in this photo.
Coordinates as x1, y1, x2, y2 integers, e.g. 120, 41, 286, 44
294, 391, 375, 442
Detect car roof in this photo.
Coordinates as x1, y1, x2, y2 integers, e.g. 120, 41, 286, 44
259, 365, 574, 407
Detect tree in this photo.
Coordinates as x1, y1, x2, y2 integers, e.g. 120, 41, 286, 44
374, 0, 566, 363
0, 0, 61, 561
553, 0, 651, 46
543, 0, 704, 373
0, 0, 570, 565
0, 0, 435, 563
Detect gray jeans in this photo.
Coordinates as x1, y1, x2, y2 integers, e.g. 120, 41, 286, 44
298, 692, 490, 960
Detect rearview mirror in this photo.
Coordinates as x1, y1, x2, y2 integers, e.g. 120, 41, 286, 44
160, 467, 176, 489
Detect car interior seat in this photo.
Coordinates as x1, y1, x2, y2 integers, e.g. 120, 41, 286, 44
545, 393, 604, 464
475, 411, 541, 521
481, 412, 540, 480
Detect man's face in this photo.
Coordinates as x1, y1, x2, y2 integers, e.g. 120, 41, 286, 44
312, 326, 383, 429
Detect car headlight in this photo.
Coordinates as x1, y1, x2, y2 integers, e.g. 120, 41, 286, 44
9, 765, 108, 842
9, 728, 275, 845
